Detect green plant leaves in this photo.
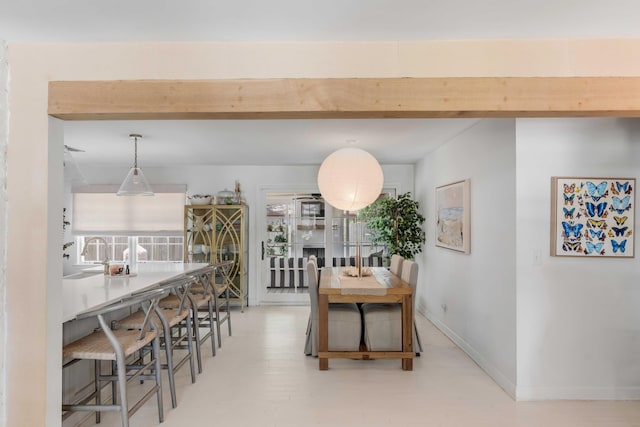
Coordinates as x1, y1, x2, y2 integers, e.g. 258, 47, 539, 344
360, 192, 425, 260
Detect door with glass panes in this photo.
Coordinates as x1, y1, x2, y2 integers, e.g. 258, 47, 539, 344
260, 189, 395, 304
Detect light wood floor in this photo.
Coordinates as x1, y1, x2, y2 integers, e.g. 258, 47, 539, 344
80, 306, 640, 427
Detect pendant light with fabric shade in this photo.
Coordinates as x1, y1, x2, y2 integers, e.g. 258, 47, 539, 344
117, 134, 154, 196
317, 146, 384, 277
317, 147, 383, 211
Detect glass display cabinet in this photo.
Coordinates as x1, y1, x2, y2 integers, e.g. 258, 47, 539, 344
185, 204, 248, 310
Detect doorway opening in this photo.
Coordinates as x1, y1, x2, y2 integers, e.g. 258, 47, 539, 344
259, 188, 394, 304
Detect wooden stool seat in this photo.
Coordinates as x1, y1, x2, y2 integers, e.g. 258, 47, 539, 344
63, 329, 157, 361
117, 307, 189, 330
160, 293, 211, 309
189, 284, 206, 294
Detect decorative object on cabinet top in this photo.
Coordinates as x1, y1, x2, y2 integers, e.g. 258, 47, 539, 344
217, 189, 238, 205
188, 194, 213, 205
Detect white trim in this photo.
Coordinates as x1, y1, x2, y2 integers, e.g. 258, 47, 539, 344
419, 301, 640, 401
46, 118, 65, 426
419, 301, 517, 400
516, 386, 640, 401
0, 39, 8, 427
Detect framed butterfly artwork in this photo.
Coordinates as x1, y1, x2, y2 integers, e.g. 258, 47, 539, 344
436, 179, 471, 254
550, 177, 635, 258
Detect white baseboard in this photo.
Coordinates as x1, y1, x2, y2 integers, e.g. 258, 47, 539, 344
418, 303, 640, 401
418, 302, 517, 400
516, 386, 640, 401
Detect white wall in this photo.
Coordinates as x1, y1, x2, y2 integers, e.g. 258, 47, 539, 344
46, 119, 65, 425
0, 39, 8, 427
77, 163, 414, 306
516, 118, 640, 400
415, 119, 517, 397
6, 40, 640, 425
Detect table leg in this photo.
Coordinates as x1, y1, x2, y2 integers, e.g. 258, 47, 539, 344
402, 294, 413, 371
318, 293, 329, 370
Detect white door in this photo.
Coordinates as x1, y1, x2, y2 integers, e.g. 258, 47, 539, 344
257, 187, 396, 304
259, 188, 329, 305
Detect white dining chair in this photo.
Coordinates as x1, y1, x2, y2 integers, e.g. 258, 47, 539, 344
303, 262, 362, 356
389, 254, 404, 276
361, 259, 423, 354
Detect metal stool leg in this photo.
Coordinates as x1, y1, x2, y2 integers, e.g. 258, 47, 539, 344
213, 289, 222, 348
158, 312, 178, 409
115, 348, 129, 427
95, 360, 101, 424
151, 334, 164, 423
191, 305, 204, 373
185, 311, 196, 383
208, 298, 216, 356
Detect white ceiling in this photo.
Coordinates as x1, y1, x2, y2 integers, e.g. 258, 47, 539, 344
63, 119, 480, 166
2, 0, 640, 43
9, 0, 640, 167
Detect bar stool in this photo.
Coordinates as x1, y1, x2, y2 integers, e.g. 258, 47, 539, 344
185, 263, 232, 348
62, 288, 168, 427
114, 276, 196, 409
208, 263, 233, 347
159, 271, 216, 373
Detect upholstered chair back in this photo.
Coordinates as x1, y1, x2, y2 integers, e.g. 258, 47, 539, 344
390, 254, 404, 276
307, 261, 319, 355
401, 260, 419, 312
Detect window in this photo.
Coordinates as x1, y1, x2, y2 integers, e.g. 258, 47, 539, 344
137, 236, 184, 262
73, 184, 186, 264
78, 236, 184, 263
72, 185, 186, 235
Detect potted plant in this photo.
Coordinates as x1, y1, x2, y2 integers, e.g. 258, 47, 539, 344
359, 192, 426, 260
274, 233, 288, 256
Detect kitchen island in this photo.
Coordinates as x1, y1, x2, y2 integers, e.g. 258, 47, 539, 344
62, 262, 210, 322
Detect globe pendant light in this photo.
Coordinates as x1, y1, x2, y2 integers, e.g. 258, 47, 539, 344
317, 147, 383, 211
117, 134, 154, 196
318, 146, 383, 278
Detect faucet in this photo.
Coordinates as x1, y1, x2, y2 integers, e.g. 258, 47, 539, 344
81, 237, 111, 275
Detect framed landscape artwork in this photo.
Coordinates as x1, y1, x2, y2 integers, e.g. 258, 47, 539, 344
550, 177, 635, 258
436, 179, 470, 254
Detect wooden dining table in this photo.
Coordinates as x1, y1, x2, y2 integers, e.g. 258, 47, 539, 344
318, 267, 413, 370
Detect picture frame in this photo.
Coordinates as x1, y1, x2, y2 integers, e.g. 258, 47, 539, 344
435, 179, 471, 254
550, 177, 635, 258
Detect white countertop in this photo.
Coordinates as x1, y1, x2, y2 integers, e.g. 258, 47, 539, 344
62, 263, 209, 322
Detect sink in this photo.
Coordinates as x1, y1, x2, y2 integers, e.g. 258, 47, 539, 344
64, 270, 104, 280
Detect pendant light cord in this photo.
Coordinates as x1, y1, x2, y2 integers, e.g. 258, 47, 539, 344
134, 135, 138, 169
130, 133, 142, 175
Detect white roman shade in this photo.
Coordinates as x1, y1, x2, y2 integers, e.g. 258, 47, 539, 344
72, 185, 186, 236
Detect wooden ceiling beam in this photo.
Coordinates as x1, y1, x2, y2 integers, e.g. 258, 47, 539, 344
48, 77, 640, 120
